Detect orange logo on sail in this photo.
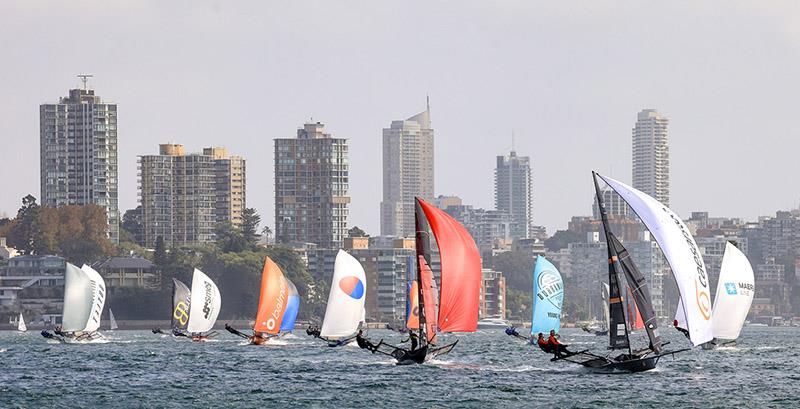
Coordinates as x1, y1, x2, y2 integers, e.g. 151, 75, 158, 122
695, 282, 711, 320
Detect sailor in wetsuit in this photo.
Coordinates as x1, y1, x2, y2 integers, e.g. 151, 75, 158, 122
673, 320, 690, 339
536, 333, 552, 353
505, 326, 520, 337
401, 330, 419, 351
306, 325, 321, 338
548, 330, 572, 358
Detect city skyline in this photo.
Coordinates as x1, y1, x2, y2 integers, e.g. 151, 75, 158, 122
3, 2, 800, 235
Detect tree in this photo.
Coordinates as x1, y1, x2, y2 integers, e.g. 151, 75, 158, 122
153, 236, 168, 266
121, 206, 143, 245
544, 230, 582, 252
241, 208, 261, 247
348, 226, 369, 238
215, 222, 249, 253
488, 251, 535, 291
7, 195, 41, 254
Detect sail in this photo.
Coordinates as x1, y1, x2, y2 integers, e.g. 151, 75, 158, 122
711, 242, 755, 341
254, 257, 293, 334
625, 286, 644, 331
186, 269, 221, 334
597, 173, 713, 346
62, 263, 106, 332
530, 256, 563, 335
109, 309, 118, 330
417, 198, 481, 333
280, 278, 300, 332
419, 255, 438, 344
172, 278, 192, 332
601, 283, 610, 330
405, 280, 420, 330
320, 250, 367, 339
17, 313, 26, 332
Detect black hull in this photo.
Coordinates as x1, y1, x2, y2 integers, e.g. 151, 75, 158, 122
393, 345, 429, 365
554, 348, 687, 373
590, 355, 658, 373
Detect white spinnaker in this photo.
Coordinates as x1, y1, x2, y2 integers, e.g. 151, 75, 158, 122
18, 313, 26, 332
109, 309, 119, 330
187, 269, 222, 334
62, 263, 106, 332
711, 242, 755, 341
598, 174, 713, 346
320, 250, 367, 339
81, 265, 107, 332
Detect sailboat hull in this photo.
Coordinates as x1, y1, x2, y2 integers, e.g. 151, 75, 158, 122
593, 356, 658, 373
393, 345, 428, 365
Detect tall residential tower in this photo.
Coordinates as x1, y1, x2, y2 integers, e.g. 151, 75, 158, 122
40, 83, 119, 242
495, 150, 532, 240
380, 102, 434, 237
632, 109, 670, 206
274, 122, 350, 248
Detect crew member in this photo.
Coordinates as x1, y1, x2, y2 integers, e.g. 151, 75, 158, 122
401, 330, 419, 351
250, 332, 268, 345
673, 320, 690, 339
548, 330, 572, 358
536, 333, 552, 353
505, 326, 520, 337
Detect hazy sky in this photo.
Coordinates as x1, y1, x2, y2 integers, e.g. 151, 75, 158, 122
2, 1, 799, 234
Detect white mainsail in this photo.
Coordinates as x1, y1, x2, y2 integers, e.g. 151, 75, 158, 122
320, 250, 367, 339
109, 309, 119, 330
17, 313, 27, 332
61, 263, 107, 333
711, 242, 755, 341
597, 174, 713, 346
186, 269, 221, 334
601, 283, 610, 330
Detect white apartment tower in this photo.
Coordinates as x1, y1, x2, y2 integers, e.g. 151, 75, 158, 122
380, 101, 435, 237
40, 82, 119, 243
632, 109, 670, 207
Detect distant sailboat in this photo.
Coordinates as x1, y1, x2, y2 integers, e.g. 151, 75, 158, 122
109, 309, 118, 331
552, 172, 689, 373
41, 263, 106, 343
308, 250, 367, 347
364, 197, 482, 364
226, 257, 300, 345
507, 256, 563, 343
701, 242, 755, 349
17, 313, 27, 332
165, 269, 221, 342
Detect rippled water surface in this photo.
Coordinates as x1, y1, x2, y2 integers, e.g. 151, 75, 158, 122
1, 327, 798, 408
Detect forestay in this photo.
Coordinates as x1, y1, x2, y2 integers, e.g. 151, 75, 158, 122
187, 269, 221, 334
62, 263, 106, 332
712, 242, 755, 341
530, 256, 564, 335
320, 250, 367, 339
598, 173, 713, 346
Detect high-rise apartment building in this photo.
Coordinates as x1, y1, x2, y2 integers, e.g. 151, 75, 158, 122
495, 150, 532, 239
380, 103, 434, 238
632, 109, 670, 206
274, 122, 349, 248
138, 144, 245, 247
40, 84, 119, 242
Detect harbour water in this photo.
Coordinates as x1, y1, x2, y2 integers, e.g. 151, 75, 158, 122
1, 326, 797, 408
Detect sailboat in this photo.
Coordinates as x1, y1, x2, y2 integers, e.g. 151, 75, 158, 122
169, 269, 222, 342
307, 250, 366, 347
364, 197, 482, 365
698, 242, 755, 349
109, 309, 118, 331
17, 313, 27, 332
554, 172, 695, 372
226, 257, 300, 345
41, 263, 106, 343
506, 256, 563, 342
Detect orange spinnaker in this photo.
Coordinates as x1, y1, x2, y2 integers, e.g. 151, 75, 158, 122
406, 280, 419, 330
418, 198, 481, 333
419, 256, 438, 344
254, 257, 289, 335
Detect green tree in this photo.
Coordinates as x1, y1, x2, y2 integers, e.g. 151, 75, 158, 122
544, 229, 582, 252
348, 226, 369, 238
488, 251, 535, 291
153, 236, 168, 266
121, 206, 143, 245
215, 222, 249, 253
241, 208, 261, 247
7, 195, 41, 254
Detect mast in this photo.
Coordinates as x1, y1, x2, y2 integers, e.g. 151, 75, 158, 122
414, 198, 431, 347
592, 172, 632, 354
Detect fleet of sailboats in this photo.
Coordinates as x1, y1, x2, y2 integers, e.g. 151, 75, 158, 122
18, 173, 763, 375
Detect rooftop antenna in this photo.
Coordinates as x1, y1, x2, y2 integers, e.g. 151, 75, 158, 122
77, 74, 93, 90
426, 94, 430, 112
511, 129, 516, 153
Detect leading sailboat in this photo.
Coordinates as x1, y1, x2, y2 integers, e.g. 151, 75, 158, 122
365, 197, 482, 365
226, 257, 300, 345
41, 263, 106, 343
307, 250, 367, 347
554, 172, 693, 372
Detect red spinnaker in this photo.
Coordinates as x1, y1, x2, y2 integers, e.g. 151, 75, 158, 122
418, 198, 481, 333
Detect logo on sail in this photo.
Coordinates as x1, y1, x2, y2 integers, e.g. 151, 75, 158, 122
666, 208, 711, 320
202, 281, 214, 319
537, 270, 563, 309
725, 282, 737, 295
339, 276, 364, 300
174, 301, 190, 325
